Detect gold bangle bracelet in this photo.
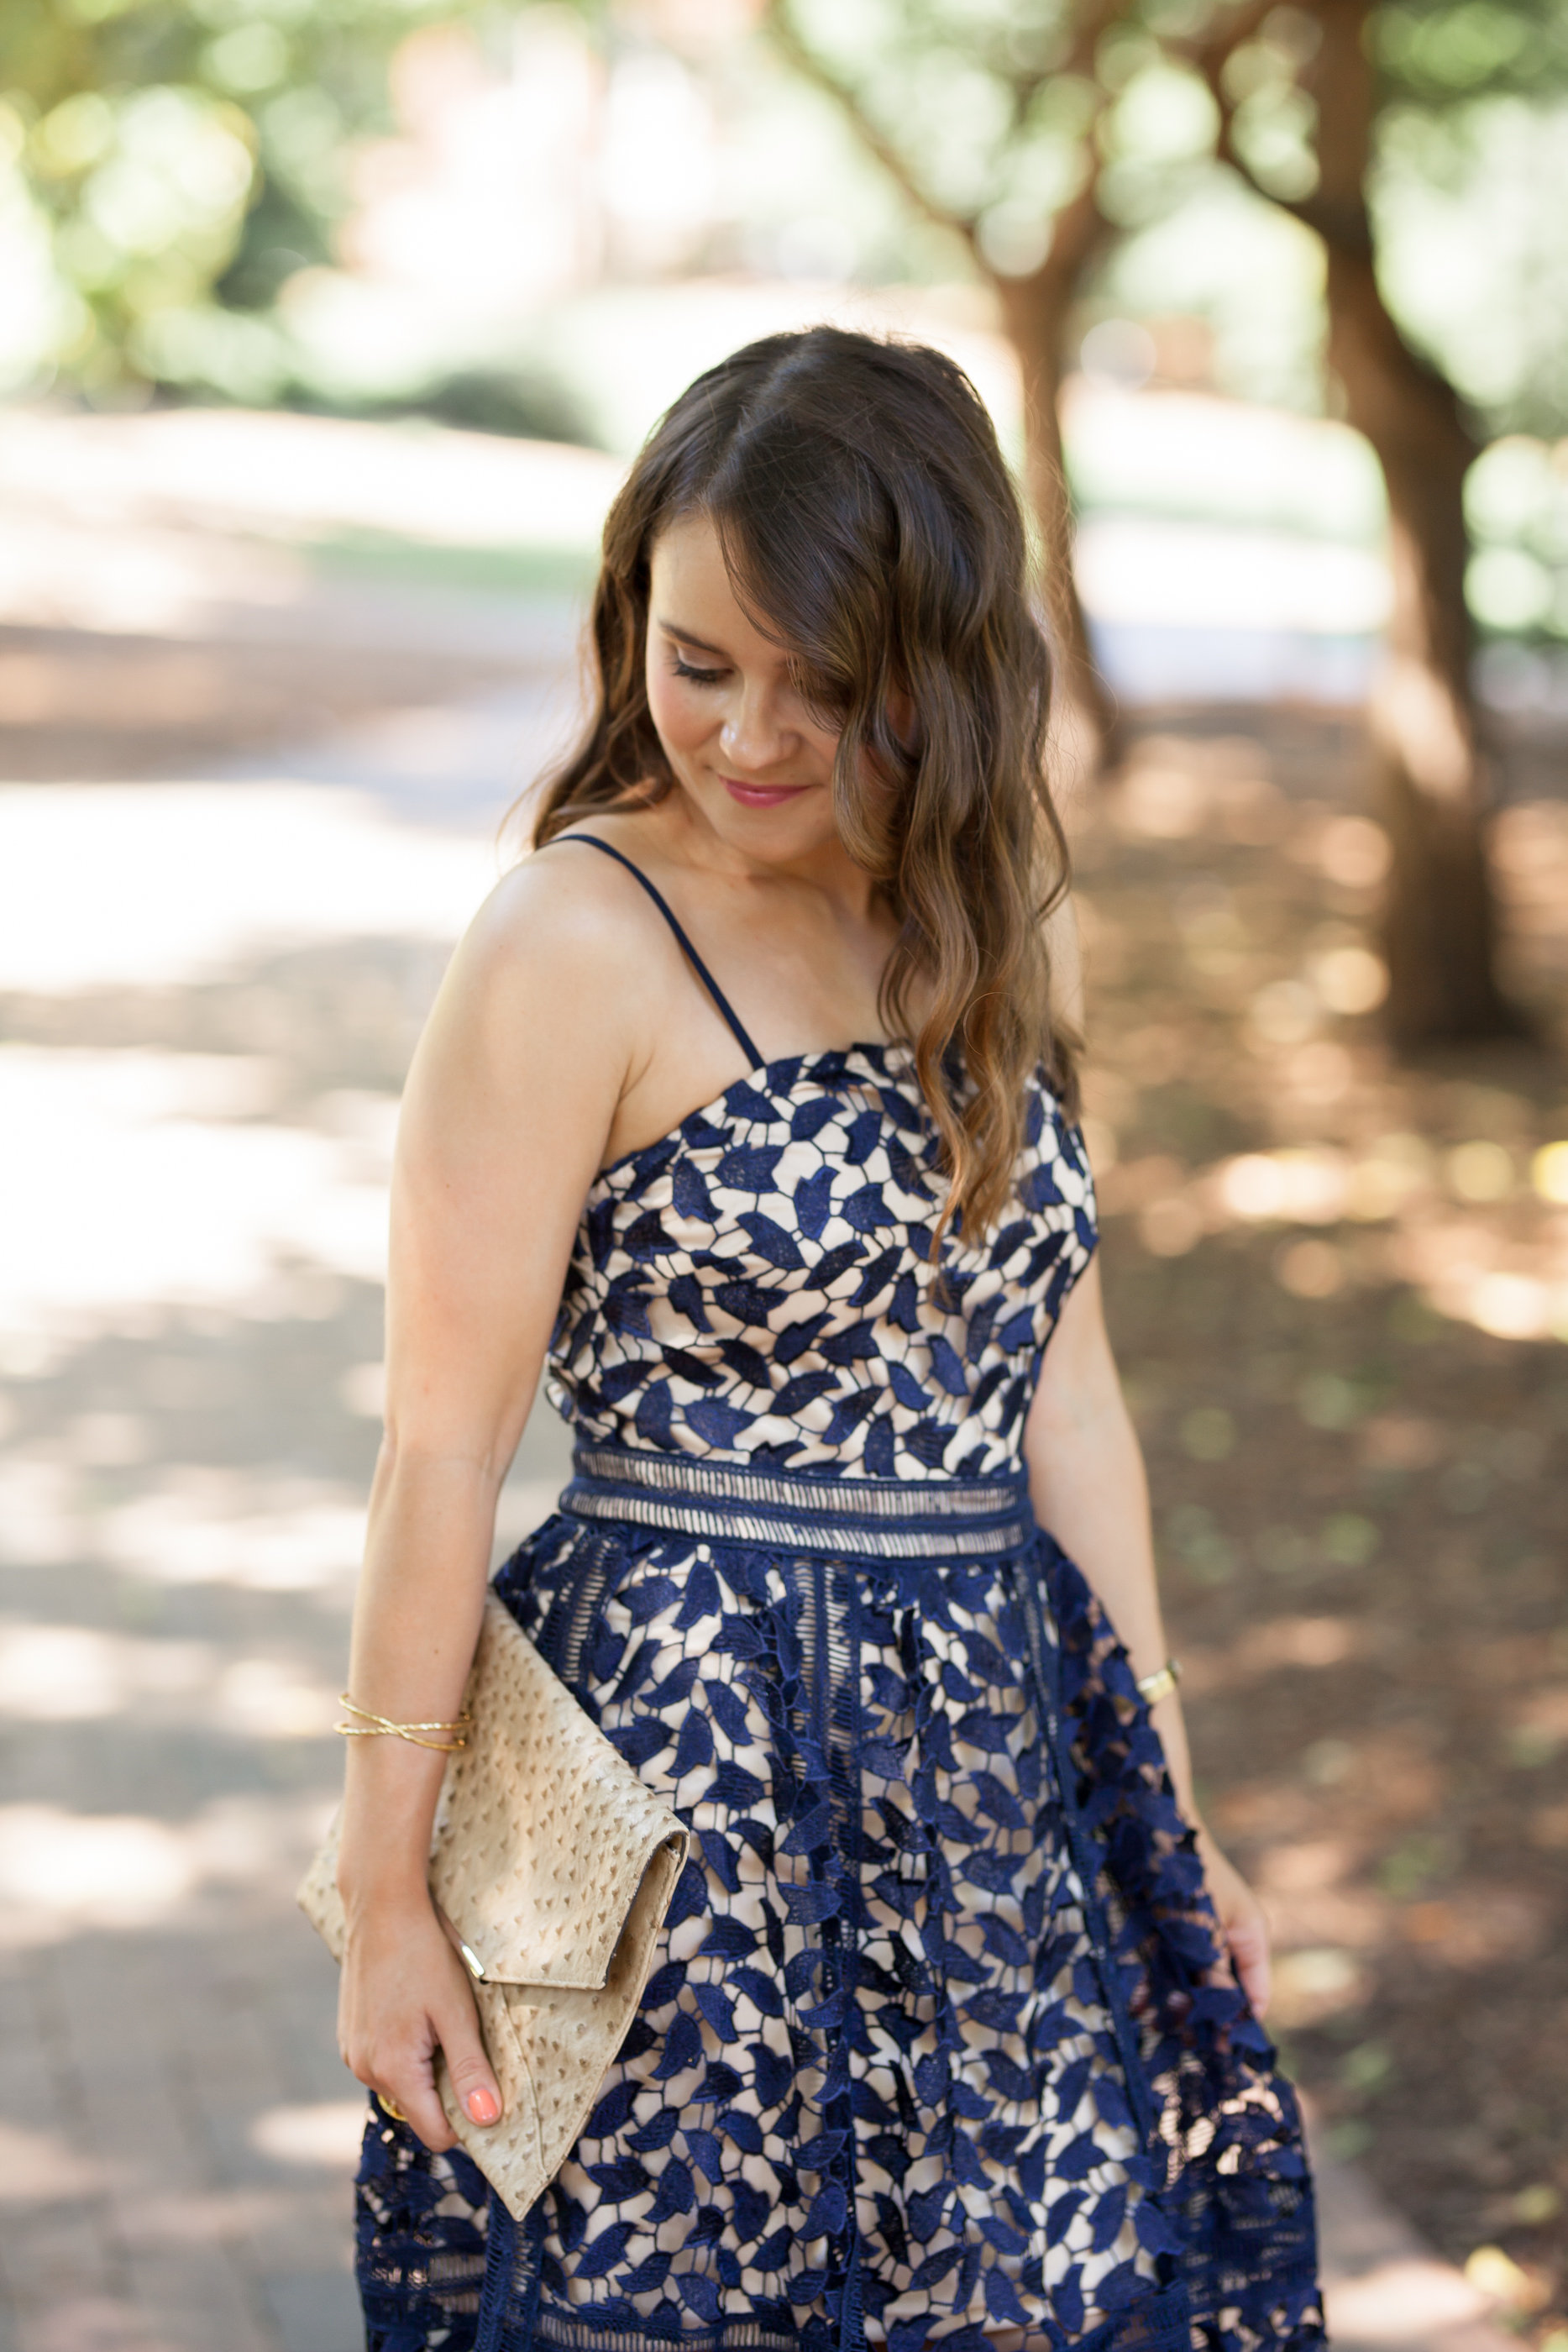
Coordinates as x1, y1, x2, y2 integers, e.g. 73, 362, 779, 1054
1135, 1658, 1182, 1707
336, 1695, 473, 1752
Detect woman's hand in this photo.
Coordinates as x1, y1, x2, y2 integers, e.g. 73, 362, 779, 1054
338, 1891, 503, 2150
1195, 1825, 1272, 2020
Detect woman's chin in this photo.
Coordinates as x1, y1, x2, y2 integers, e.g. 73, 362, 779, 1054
679, 780, 837, 862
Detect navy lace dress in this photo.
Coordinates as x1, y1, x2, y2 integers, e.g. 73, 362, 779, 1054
355, 839, 1324, 2352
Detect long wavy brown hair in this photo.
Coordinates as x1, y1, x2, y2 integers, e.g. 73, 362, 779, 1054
531, 325, 1078, 1241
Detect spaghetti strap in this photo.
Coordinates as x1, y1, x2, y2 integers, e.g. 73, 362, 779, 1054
560, 834, 764, 1070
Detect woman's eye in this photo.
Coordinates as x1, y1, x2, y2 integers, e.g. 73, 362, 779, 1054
672, 655, 726, 686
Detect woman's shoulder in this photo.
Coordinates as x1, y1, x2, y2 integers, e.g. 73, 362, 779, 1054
457, 813, 679, 1004
406, 816, 689, 1137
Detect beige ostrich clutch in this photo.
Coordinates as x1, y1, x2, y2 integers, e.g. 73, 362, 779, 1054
298, 1589, 690, 2219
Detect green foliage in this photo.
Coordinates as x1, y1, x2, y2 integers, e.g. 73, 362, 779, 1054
1465, 433, 1568, 636
0, 0, 465, 395
1369, 92, 1568, 439
1375, 0, 1568, 102
772, 0, 1568, 442
9, 0, 1568, 449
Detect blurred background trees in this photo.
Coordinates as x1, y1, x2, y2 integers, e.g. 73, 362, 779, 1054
1184, 0, 1568, 1044
0, 0, 438, 404
3, 0, 1567, 1048
766, 0, 1568, 1041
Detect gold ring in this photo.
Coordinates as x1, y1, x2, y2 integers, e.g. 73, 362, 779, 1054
377, 2092, 407, 2123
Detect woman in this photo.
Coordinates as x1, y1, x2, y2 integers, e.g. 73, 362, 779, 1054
335, 327, 1323, 2352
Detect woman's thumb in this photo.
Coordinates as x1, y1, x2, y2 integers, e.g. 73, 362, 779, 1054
1227, 1908, 1272, 2020
439, 2002, 503, 2127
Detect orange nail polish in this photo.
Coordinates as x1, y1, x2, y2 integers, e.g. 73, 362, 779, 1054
468, 2087, 500, 2124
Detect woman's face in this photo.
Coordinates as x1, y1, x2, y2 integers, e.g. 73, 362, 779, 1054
644, 512, 847, 864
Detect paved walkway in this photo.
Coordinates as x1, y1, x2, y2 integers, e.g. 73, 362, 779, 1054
0, 682, 1515, 2352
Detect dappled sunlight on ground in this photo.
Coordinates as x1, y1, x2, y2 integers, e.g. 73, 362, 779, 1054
0, 1049, 393, 1328
248, 2104, 370, 2172
0, 753, 571, 2345
0, 785, 498, 991
0, 406, 625, 563
1078, 520, 1391, 635
0, 1790, 337, 1947
1080, 741, 1568, 1352
1070, 726, 1568, 2334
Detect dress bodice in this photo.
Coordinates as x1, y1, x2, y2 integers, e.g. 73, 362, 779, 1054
546, 1042, 1097, 1480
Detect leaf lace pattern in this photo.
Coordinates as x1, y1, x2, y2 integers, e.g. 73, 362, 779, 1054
354, 1049, 1323, 2352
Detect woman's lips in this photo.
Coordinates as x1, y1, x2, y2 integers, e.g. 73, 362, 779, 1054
721, 776, 808, 809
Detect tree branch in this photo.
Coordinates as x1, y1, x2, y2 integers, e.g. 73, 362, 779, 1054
1178, 0, 1374, 249
1182, 0, 1284, 81
1209, 93, 1377, 253
1002, 0, 1141, 125
763, 0, 1131, 260
760, 2, 980, 249
1177, 0, 1300, 195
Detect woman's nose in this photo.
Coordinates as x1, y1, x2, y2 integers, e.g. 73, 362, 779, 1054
720, 686, 792, 771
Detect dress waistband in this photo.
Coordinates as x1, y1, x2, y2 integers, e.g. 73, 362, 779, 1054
560, 1443, 1036, 1561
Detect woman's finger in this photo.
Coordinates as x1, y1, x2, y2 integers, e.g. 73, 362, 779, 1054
1225, 1901, 1272, 2020
379, 2049, 457, 2153
433, 1994, 504, 2130
1198, 1834, 1272, 2020
353, 2013, 457, 2151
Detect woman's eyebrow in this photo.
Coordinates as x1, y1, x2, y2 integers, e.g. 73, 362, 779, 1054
655, 617, 730, 659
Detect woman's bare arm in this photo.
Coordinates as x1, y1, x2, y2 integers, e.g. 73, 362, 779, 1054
333, 855, 649, 2145
1022, 1259, 1271, 2016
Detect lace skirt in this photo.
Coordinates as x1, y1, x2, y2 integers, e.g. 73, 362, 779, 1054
354, 1451, 1324, 2352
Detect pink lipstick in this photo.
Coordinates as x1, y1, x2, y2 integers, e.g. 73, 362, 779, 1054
721, 777, 807, 808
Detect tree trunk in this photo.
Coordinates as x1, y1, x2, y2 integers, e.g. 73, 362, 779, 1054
1325, 251, 1517, 1041
994, 183, 1120, 777
1308, 0, 1517, 1042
